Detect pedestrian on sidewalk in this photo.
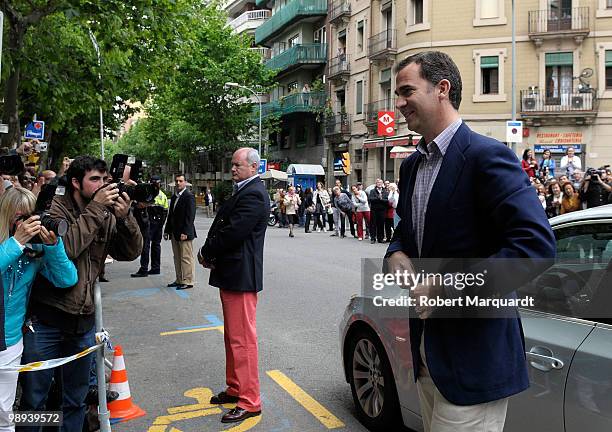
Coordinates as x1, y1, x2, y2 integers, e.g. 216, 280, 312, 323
283, 185, 301, 237
164, 174, 197, 290
198, 147, 268, 424
312, 182, 329, 232
351, 185, 370, 241
368, 178, 389, 243
303, 187, 314, 233
331, 186, 353, 238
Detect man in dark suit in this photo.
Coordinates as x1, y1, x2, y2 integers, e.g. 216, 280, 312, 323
164, 174, 196, 290
198, 147, 268, 424
386, 51, 556, 431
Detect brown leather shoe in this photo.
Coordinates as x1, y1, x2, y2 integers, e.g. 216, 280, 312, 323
210, 391, 239, 404
221, 407, 261, 423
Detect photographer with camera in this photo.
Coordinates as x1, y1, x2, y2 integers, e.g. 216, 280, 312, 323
18, 156, 143, 432
0, 188, 77, 432
581, 167, 612, 209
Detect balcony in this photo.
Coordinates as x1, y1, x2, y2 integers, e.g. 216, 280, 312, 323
265, 43, 327, 75
229, 10, 271, 34
368, 29, 397, 62
254, 0, 327, 45
249, 47, 272, 62
253, 91, 326, 118
520, 88, 598, 125
324, 114, 351, 143
528, 7, 589, 46
329, 0, 350, 25
328, 54, 350, 84
364, 98, 396, 126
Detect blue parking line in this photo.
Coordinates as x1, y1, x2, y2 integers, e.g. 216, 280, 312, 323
168, 287, 190, 299
177, 314, 223, 330
110, 288, 161, 299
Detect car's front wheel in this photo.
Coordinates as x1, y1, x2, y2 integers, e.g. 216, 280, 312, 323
347, 329, 401, 431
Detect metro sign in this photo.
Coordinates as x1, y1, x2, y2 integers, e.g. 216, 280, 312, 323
377, 111, 395, 137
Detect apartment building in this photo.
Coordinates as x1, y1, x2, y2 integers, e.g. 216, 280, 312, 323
254, 0, 328, 181
327, 0, 612, 186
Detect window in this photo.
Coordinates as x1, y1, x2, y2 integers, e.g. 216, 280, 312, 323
607, 51, 612, 89
518, 223, 612, 323
357, 20, 364, 53
597, 0, 612, 17
356, 80, 363, 115
545, 52, 573, 104
412, 0, 423, 24
474, 0, 507, 26
473, 49, 506, 102
288, 34, 299, 48
608, 0, 612, 8
407, 0, 430, 33
481, 56, 499, 94
287, 81, 299, 94
314, 26, 326, 44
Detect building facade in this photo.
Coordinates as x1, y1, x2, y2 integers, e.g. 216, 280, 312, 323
322, 0, 612, 186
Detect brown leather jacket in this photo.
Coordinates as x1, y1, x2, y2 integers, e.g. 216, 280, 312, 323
30, 193, 143, 315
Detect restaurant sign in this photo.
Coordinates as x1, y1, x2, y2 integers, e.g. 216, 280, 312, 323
535, 132, 582, 145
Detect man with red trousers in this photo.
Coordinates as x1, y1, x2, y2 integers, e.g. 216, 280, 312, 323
198, 147, 269, 424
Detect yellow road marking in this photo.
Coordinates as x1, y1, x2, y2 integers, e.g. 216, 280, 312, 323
160, 326, 224, 336
267, 370, 345, 429
152, 408, 222, 425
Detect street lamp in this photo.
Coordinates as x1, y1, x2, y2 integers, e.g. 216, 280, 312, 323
224, 82, 262, 156
88, 29, 105, 160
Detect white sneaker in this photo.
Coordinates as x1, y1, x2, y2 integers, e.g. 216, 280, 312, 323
323, 227, 327, 232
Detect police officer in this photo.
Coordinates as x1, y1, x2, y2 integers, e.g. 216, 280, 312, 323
131, 176, 169, 277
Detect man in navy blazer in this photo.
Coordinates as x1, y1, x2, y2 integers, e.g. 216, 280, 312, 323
386, 51, 556, 431
198, 147, 269, 424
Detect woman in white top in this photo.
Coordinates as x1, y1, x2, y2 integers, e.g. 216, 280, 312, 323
312, 182, 330, 232
283, 186, 301, 238
387, 183, 400, 228
560, 146, 582, 178
351, 185, 370, 241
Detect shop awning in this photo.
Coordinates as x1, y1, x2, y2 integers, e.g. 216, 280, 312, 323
363, 134, 422, 149
390, 146, 416, 159
286, 164, 325, 175
260, 169, 288, 181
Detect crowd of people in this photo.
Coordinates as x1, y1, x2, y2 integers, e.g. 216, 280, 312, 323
271, 178, 400, 243
522, 146, 612, 218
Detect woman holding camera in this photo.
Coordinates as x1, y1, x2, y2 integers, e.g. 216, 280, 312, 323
0, 187, 77, 431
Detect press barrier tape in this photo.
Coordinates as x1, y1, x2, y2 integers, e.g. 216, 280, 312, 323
0, 329, 111, 372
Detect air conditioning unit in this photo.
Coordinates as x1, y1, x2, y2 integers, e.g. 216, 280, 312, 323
572, 95, 584, 109
523, 97, 536, 110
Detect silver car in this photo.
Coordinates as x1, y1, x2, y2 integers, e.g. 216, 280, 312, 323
340, 205, 612, 431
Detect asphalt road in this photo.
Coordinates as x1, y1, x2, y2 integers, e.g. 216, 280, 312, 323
100, 209, 393, 432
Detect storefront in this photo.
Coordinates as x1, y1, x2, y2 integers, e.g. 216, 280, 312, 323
286, 164, 325, 191
532, 131, 585, 170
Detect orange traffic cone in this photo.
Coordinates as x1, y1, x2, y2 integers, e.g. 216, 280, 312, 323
107, 345, 146, 424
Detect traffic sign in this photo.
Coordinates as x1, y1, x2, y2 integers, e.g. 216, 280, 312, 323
258, 158, 267, 175
377, 111, 395, 137
506, 120, 523, 143
25, 120, 45, 140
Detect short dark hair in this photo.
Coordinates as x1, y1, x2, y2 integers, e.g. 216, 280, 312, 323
395, 51, 463, 110
175, 173, 185, 180
66, 156, 107, 191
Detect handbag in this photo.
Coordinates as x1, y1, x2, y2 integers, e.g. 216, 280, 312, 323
306, 204, 316, 214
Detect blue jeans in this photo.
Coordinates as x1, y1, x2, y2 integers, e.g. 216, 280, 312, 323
18, 321, 95, 432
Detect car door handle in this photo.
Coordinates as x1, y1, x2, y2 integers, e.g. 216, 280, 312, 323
526, 347, 565, 372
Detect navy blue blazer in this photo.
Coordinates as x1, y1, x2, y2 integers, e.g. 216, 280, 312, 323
387, 122, 556, 405
201, 177, 269, 293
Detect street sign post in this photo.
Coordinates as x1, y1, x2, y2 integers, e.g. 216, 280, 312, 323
24, 120, 45, 140
258, 158, 267, 175
378, 111, 395, 180
506, 120, 523, 144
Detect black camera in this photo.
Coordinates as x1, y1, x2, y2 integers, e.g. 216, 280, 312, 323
23, 178, 69, 244
587, 168, 606, 178
108, 154, 157, 203
0, 154, 24, 176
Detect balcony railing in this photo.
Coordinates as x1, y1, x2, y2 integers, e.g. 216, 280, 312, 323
520, 89, 596, 113
254, 91, 326, 118
329, 0, 350, 24
265, 43, 327, 73
528, 7, 589, 35
249, 47, 272, 61
328, 54, 350, 79
324, 114, 350, 137
365, 98, 396, 125
255, 0, 327, 45
368, 29, 397, 60
229, 10, 271, 32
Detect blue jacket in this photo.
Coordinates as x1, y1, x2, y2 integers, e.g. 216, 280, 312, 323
388, 123, 556, 405
1, 237, 77, 348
